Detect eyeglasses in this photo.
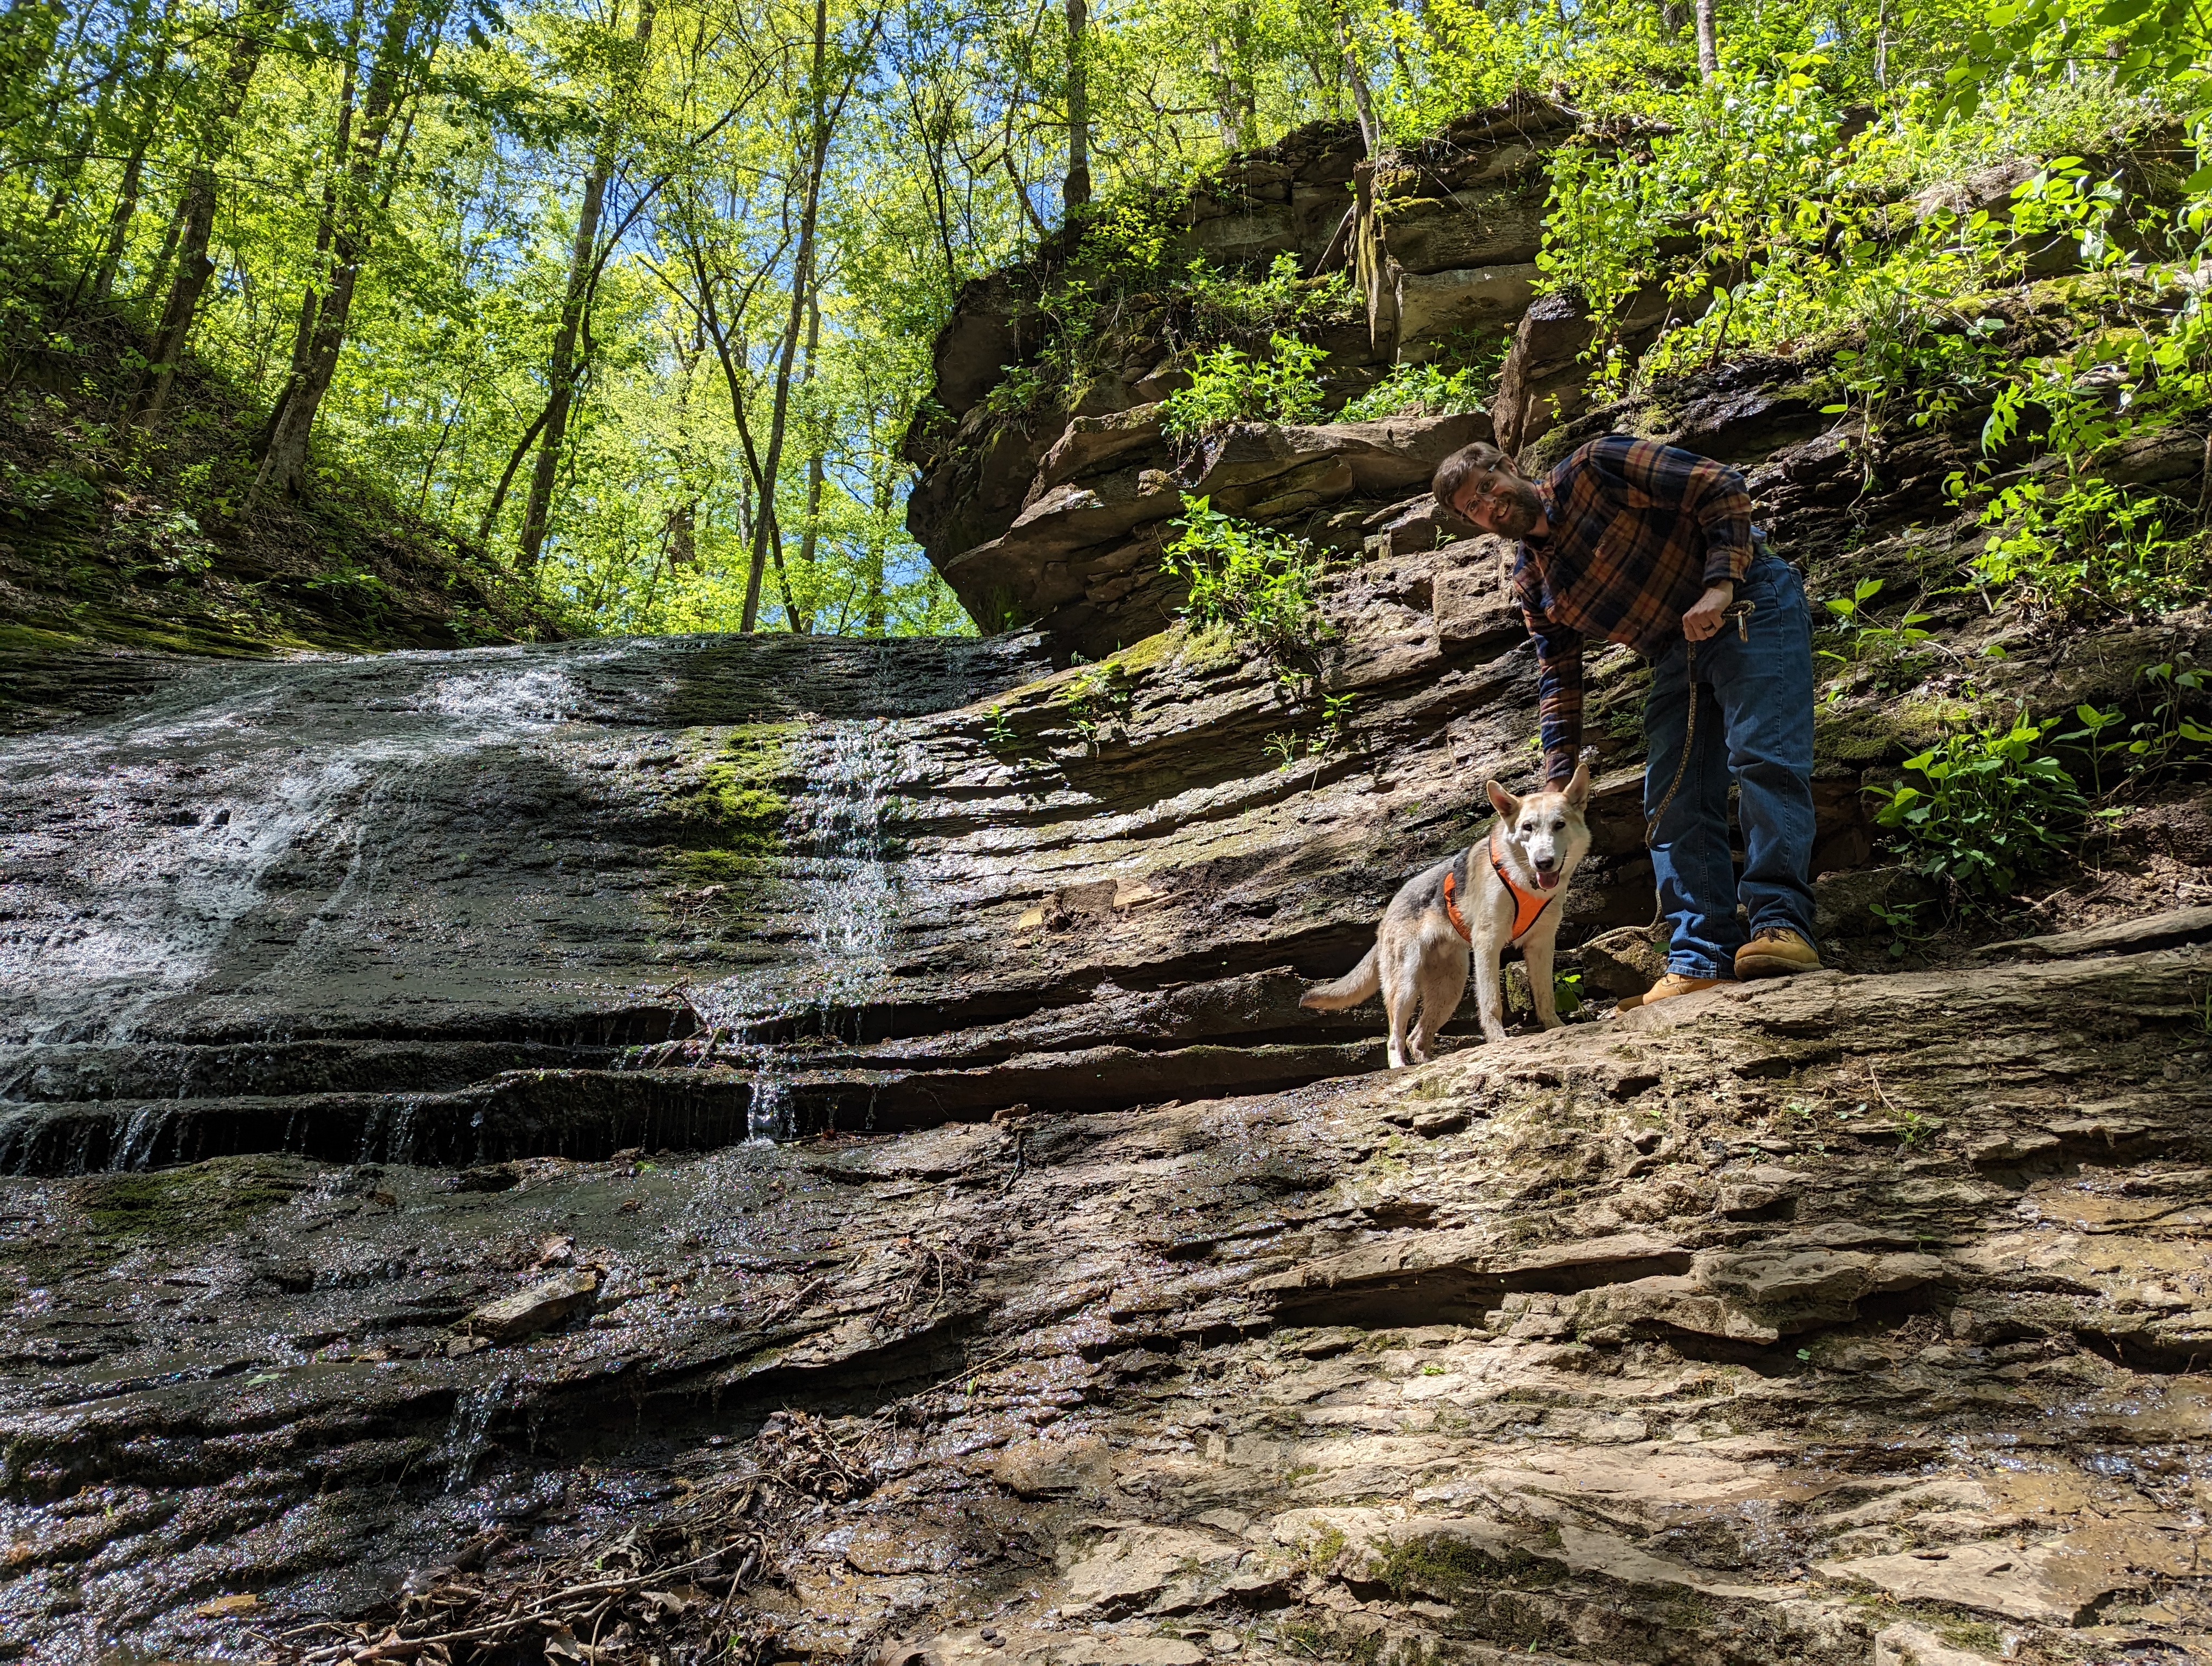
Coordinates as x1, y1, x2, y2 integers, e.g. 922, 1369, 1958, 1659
1453, 475, 1517, 520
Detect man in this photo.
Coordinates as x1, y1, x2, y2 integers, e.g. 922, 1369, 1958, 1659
1431, 434, 1819, 1007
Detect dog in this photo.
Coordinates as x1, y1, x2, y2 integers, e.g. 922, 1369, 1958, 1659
1300, 761, 1592, 1066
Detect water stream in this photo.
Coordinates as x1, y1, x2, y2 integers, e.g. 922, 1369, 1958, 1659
0, 632, 1046, 1174
678, 717, 931, 1142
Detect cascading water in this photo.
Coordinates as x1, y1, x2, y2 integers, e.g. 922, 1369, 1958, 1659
681, 718, 932, 1142
0, 632, 1046, 1176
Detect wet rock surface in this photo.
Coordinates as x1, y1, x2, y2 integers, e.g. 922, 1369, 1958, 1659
4, 509, 2212, 1664
2, 930, 2208, 1662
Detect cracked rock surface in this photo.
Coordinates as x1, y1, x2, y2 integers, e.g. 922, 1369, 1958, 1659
2, 930, 2208, 1660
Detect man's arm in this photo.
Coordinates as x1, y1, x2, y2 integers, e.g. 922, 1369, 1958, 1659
1514, 544, 1584, 785
1587, 435, 1754, 588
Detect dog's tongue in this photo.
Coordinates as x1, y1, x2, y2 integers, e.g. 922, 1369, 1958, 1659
1536, 871, 1560, 891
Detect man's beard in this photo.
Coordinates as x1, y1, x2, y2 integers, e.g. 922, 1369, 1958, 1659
1488, 477, 1544, 539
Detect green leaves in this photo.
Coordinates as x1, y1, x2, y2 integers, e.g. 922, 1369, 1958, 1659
1158, 493, 1329, 658
1160, 333, 1330, 438
1939, 0, 2208, 118
1868, 714, 2086, 900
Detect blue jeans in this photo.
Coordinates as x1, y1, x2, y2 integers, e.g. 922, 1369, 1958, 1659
1643, 554, 1818, 977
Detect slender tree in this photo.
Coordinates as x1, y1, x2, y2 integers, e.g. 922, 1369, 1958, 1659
126, 0, 282, 429
738, 0, 881, 632
1063, 0, 1089, 213
252, 0, 443, 498
517, 0, 658, 572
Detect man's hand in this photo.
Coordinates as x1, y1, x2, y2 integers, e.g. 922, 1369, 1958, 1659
1682, 581, 1735, 643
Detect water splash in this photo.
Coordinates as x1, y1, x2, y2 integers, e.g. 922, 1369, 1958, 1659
440, 1373, 515, 1492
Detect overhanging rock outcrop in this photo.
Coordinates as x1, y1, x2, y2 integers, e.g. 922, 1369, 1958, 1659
906, 97, 1592, 655
942, 410, 1491, 655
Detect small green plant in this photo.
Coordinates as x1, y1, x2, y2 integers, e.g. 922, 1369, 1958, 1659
1548, 969, 1583, 1017
1335, 360, 1487, 422
1867, 897, 1934, 961
1891, 1106, 1933, 1147
2054, 659, 2212, 799
1062, 660, 1130, 752
983, 703, 1017, 748
1185, 251, 1356, 339
2132, 658, 2212, 766
1967, 474, 2202, 618
1817, 578, 1933, 675
981, 361, 1052, 421
2053, 700, 2127, 799
1159, 495, 1329, 659
1867, 713, 2086, 899
1265, 694, 1358, 780
1161, 333, 1330, 437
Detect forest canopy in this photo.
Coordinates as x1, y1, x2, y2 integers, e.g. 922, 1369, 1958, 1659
0, 0, 2204, 638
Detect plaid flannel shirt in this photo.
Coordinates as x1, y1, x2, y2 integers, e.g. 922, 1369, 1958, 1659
1512, 434, 1755, 784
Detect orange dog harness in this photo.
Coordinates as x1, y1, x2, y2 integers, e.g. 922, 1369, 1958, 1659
1442, 836, 1561, 947
1442, 862, 1472, 943
1488, 828, 1560, 947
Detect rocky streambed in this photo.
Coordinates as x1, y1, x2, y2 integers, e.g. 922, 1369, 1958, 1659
2, 595, 2210, 1665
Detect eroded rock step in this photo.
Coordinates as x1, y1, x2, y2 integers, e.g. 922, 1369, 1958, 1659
0, 1039, 1390, 1175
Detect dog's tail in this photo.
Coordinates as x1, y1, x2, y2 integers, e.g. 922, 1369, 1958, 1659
1300, 947, 1379, 1011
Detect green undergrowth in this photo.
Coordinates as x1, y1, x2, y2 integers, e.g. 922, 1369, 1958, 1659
1160, 495, 1333, 662
0, 257, 554, 655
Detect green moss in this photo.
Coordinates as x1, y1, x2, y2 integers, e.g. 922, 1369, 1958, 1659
1109, 627, 1178, 676
1812, 695, 1972, 763
1938, 1619, 2004, 1652
1296, 1522, 1349, 1571
1278, 1620, 1384, 1666
680, 723, 798, 860
1378, 1532, 1567, 1601
73, 1157, 313, 1243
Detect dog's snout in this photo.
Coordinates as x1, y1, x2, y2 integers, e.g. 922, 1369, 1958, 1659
1534, 854, 1558, 870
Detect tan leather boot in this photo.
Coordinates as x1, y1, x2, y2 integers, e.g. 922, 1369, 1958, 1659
1735, 927, 1821, 980
1617, 972, 1731, 1011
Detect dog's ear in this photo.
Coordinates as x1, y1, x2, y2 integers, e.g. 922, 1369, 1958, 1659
1564, 758, 1591, 810
1484, 778, 1519, 819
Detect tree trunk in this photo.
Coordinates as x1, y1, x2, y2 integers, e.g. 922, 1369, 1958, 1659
251, 22, 357, 460
252, 0, 430, 500
91, 109, 153, 304
1333, 0, 1379, 155
125, 0, 279, 427
862, 470, 887, 637
1694, 0, 1718, 80
516, 0, 654, 572
742, 0, 852, 633
1062, 0, 1089, 215
770, 508, 807, 632
793, 289, 825, 614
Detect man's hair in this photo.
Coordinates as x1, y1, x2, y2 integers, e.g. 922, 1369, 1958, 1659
1431, 440, 1514, 508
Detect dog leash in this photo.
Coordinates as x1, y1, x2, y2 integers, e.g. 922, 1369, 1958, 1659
1642, 599, 1755, 927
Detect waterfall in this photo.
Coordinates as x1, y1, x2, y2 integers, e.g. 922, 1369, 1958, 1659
0, 632, 1046, 1176
687, 717, 930, 1143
